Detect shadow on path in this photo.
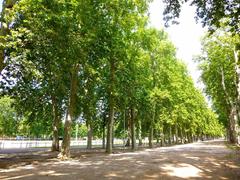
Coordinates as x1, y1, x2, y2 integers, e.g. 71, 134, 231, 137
0, 140, 239, 179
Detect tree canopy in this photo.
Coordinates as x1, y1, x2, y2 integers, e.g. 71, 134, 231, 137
0, 0, 225, 158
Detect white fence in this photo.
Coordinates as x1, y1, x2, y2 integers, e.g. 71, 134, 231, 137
0, 139, 125, 149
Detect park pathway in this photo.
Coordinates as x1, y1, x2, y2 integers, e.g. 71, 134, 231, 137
0, 139, 239, 179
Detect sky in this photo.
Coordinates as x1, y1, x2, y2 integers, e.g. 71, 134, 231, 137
0, 1, 1, 10
149, 0, 206, 89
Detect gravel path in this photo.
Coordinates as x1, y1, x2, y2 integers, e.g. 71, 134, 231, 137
0, 139, 239, 179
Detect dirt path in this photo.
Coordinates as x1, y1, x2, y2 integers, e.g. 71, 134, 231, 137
0, 140, 239, 180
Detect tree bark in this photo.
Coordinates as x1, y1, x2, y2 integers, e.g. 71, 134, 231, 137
221, 66, 239, 144
106, 106, 114, 153
149, 102, 155, 148
161, 132, 165, 147
137, 119, 143, 146
130, 108, 136, 150
179, 127, 183, 143
168, 126, 172, 145
149, 125, 153, 148
234, 45, 240, 144
51, 95, 60, 152
106, 60, 115, 154
86, 119, 93, 149
190, 132, 193, 143
60, 66, 78, 159
175, 125, 178, 144
102, 125, 106, 149
102, 114, 106, 149
112, 125, 115, 148
229, 105, 238, 143
125, 110, 131, 147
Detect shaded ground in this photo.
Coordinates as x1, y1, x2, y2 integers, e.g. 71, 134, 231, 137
0, 140, 239, 179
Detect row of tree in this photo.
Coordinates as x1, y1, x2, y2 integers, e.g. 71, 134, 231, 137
0, 0, 225, 159
197, 29, 240, 144
0, 95, 91, 139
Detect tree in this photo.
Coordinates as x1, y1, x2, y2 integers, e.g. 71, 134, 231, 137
197, 30, 239, 144
0, 0, 17, 72
93, 0, 150, 154
1, 0, 90, 155
1, 0, 75, 151
0, 96, 18, 137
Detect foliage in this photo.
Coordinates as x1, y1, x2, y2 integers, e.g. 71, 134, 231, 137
0, 96, 18, 136
163, 0, 240, 33
197, 28, 240, 143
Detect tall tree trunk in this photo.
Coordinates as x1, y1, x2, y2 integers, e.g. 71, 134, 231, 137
186, 132, 190, 143
87, 119, 93, 149
156, 130, 160, 144
179, 127, 183, 143
182, 129, 187, 143
125, 110, 131, 147
60, 66, 78, 159
130, 107, 136, 150
190, 131, 193, 143
221, 67, 239, 144
106, 60, 115, 154
229, 105, 238, 143
161, 131, 165, 147
234, 45, 240, 144
112, 125, 114, 148
149, 103, 155, 148
175, 124, 178, 144
149, 125, 153, 148
168, 126, 172, 145
102, 115, 106, 149
102, 125, 106, 149
106, 106, 114, 153
137, 119, 143, 146
51, 95, 60, 152
123, 108, 128, 146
